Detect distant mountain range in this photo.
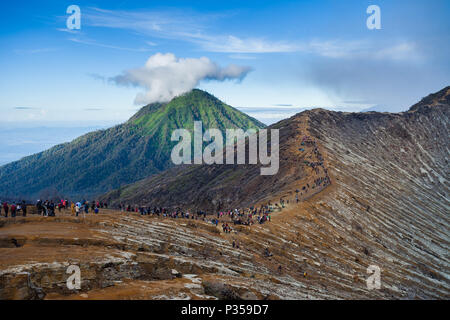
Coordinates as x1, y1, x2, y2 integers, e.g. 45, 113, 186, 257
0, 89, 265, 200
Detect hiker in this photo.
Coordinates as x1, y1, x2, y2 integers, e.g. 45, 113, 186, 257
42, 202, 48, 217
278, 265, 282, 274
11, 203, 17, 218
264, 248, 273, 257
94, 206, 99, 214
22, 201, 27, 217
36, 200, 42, 215
52, 201, 56, 216
75, 204, 80, 217
71, 202, 75, 215
2, 202, 8, 217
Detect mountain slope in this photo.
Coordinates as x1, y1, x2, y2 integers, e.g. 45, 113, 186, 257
0, 90, 265, 200
103, 87, 449, 212
99, 87, 449, 298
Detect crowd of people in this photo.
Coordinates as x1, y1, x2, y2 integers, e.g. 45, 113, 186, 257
0, 200, 28, 217
115, 202, 275, 233
1, 195, 276, 232
295, 135, 332, 201
70, 200, 108, 217
0, 199, 108, 218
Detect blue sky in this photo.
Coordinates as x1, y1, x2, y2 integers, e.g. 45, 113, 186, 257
1, 0, 449, 127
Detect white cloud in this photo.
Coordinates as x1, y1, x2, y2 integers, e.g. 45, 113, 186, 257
199, 35, 298, 53
372, 42, 420, 61
68, 38, 152, 52
301, 40, 422, 62
110, 53, 252, 104
80, 7, 422, 61
56, 28, 80, 34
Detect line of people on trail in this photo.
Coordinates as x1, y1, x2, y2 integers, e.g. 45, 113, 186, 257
1, 199, 108, 218
119, 204, 210, 220
295, 135, 332, 202
116, 202, 275, 234
217, 206, 272, 226
35, 200, 57, 216
71, 200, 107, 217
1, 200, 28, 217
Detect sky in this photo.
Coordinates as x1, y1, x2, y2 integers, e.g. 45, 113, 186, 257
0, 0, 449, 128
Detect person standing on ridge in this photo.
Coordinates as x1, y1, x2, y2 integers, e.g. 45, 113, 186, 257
49, 201, 55, 216
11, 203, 17, 218
3, 201, 9, 217
22, 201, 27, 217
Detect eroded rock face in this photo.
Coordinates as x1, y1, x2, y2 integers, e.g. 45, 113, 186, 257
0, 215, 282, 299
202, 281, 242, 300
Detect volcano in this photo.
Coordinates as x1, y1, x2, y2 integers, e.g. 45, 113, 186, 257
0, 90, 265, 200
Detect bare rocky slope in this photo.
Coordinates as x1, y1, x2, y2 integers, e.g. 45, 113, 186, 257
0, 87, 448, 300
103, 87, 449, 214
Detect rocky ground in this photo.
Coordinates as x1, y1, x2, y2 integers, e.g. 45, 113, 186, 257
1, 186, 448, 300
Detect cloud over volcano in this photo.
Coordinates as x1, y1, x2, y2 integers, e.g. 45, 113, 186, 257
111, 53, 252, 105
